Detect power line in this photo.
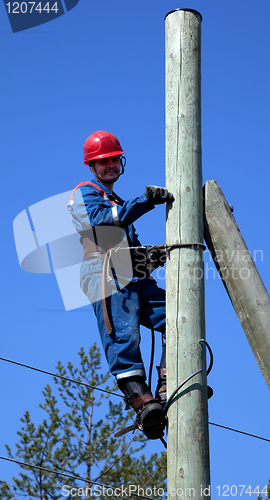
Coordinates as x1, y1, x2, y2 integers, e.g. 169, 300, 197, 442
0, 456, 157, 500
209, 421, 270, 443
1, 357, 269, 444
0, 356, 123, 398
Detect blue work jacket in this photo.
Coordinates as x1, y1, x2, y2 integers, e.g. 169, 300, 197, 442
68, 178, 155, 245
68, 178, 155, 301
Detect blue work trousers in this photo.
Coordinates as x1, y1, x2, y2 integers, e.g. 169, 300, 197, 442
82, 273, 166, 380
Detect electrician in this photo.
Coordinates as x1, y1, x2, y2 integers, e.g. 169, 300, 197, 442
68, 131, 173, 440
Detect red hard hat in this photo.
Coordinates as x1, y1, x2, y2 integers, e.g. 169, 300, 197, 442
83, 130, 124, 165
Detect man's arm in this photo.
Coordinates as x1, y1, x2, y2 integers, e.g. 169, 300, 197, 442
72, 186, 156, 229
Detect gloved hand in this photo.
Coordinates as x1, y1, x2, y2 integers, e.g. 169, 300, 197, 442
147, 248, 167, 274
145, 185, 174, 205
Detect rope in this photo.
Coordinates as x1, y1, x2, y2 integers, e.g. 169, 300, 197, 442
124, 243, 206, 252
150, 243, 206, 251
0, 357, 123, 399
0, 456, 156, 500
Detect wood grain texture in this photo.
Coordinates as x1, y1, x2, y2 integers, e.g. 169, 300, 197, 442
204, 180, 270, 390
165, 9, 210, 499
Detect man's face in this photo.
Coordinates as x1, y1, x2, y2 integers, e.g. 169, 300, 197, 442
92, 155, 121, 185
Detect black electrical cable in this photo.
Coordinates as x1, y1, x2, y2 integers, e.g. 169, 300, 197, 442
1, 350, 270, 447
0, 456, 156, 500
160, 437, 167, 449
209, 422, 270, 443
148, 328, 155, 393
159, 421, 270, 451
0, 356, 123, 398
163, 369, 203, 414
199, 339, 214, 375
164, 339, 214, 414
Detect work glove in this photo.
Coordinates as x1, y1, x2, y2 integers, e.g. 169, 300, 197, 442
130, 247, 167, 277
145, 185, 174, 205
147, 248, 167, 274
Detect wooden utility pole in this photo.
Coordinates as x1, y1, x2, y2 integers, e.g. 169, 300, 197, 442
204, 180, 270, 390
165, 9, 210, 499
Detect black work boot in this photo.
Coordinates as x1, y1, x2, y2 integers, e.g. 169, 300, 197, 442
117, 376, 166, 440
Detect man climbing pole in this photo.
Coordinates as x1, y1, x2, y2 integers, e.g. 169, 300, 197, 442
68, 130, 174, 440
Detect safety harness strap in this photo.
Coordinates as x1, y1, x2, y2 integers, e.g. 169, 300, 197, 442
131, 394, 160, 410
69, 181, 118, 204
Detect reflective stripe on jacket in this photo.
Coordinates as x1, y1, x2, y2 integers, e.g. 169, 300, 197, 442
68, 178, 155, 248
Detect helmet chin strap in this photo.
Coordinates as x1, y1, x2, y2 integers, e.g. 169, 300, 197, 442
90, 165, 107, 184
119, 156, 126, 177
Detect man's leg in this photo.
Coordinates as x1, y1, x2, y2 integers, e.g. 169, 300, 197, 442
90, 283, 166, 439
136, 277, 167, 405
91, 285, 145, 379
137, 277, 213, 402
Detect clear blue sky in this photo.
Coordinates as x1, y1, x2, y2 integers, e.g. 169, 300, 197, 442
1, 0, 270, 497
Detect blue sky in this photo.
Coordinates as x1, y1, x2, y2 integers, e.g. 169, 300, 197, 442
1, 0, 270, 497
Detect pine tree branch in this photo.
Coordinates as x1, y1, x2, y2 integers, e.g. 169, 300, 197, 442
133, 469, 143, 485
46, 459, 80, 480
81, 396, 103, 427
58, 419, 87, 446
38, 462, 43, 500
43, 486, 57, 500
91, 432, 137, 485
89, 416, 135, 446
143, 466, 164, 487
12, 491, 29, 498
2, 344, 166, 498
86, 393, 94, 486
38, 427, 52, 500
83, 395, 104, 418
63, 391, 86, 412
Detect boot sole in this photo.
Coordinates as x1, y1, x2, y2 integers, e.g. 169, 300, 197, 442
140, 403, 165, 440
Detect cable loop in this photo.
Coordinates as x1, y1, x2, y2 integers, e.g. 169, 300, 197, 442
164, 369, 203, 414
199, 339, 214, 375
164, 339, 213, 414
